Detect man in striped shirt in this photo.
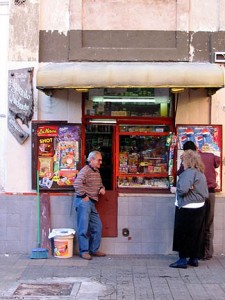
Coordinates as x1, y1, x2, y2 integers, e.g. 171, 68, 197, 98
74, 151, 106, 260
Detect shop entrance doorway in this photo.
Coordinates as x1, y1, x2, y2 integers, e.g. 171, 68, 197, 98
85, 124, 114, 190
85, 124, 118, 237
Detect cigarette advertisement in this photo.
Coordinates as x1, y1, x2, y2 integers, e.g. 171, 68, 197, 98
176, 125, 222, 191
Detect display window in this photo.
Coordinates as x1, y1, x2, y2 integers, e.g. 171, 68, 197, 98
117, 126, 171, 189
83, 88, 175, 192
85, 88, 172, 118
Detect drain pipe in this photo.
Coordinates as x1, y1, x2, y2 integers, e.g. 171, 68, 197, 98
207, 88, 217, 125
209, 94, 212, 125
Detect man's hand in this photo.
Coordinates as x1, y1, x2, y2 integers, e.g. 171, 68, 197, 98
99, 187, 106, 195
82, 196, 89, 202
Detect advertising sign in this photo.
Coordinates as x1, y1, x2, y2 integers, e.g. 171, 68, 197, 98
32, 122, 81, 191
176, 125, 222, 191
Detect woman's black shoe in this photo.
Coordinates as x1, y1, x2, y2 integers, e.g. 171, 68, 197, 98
188, 258, 198, 267
169, 259, 187, 269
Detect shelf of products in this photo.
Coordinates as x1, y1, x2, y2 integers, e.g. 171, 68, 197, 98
117, 125, 172, 189
118, 177, 169, 188
119, 124, 170, 133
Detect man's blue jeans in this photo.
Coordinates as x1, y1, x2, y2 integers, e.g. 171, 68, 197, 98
74, 196, 102, 255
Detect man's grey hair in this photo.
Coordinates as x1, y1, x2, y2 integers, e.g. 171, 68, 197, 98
87, 151, 102, 162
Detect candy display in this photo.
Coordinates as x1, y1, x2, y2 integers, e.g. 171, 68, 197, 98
118, 126, 172, 189
38, 157, 54, 178
38, 137, 54, 156
35, 124, 81, 190
59, 141, 78, 169
118, 177, 169, 188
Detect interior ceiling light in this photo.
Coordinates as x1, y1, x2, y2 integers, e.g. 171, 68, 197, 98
89, 119, 117, 124
92, 96, 155, 103
75, 88, 89, 92
170, 88, 185, 93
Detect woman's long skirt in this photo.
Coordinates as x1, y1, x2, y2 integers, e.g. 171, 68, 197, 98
172, 205, 205, 258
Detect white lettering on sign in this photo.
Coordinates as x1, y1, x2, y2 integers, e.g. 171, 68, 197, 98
9, 79, 31, 100
9, 94, 30, 111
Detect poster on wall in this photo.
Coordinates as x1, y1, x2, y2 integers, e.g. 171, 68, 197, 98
176, 124, 222, 191
32, 122, 81, 191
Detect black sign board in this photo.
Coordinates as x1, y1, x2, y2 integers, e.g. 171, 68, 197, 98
8, 67, 34, 144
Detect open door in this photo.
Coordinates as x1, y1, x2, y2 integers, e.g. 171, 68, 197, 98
96, 191, 118, 237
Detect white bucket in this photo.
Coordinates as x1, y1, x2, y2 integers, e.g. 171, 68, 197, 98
48, 228, 75, 259
54, 234, 74, 258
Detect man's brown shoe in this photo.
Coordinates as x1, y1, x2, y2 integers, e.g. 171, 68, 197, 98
91, 251, 106, 257
81, 253, 92, 260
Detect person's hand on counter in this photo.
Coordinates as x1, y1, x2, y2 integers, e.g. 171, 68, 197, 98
170, 186, 177, 194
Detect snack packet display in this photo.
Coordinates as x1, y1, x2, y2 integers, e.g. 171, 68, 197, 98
59, 141, 79, 169
38, 137, 54, 156
38, 157, 54, 178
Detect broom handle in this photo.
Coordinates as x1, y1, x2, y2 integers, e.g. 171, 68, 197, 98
37, 171, 41, 248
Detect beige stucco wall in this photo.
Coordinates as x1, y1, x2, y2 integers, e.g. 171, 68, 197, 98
39, 0, 70, 32
175, 89, 210, 124
38, 89, 82, 123
8, 0, 39, 61
39, 0, 225, 32
69, 0, 224, 32
190, 0, 225, 31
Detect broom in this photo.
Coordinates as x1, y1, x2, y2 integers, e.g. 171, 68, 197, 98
30, 171, 48, 259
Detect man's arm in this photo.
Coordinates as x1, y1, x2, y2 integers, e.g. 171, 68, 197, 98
177, 163, 184, 176
74, 169, 87, 198
214, 155, 221, 168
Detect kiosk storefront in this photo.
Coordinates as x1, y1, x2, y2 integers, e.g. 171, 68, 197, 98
35, 62, 224, 254
36, 61, 224, 193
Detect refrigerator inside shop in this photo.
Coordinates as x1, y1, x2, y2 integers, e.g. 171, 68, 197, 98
32, 122, 81, 191
176, 124, 222, 191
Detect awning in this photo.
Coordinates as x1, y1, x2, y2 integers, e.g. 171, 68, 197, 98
36, 62, 224, 91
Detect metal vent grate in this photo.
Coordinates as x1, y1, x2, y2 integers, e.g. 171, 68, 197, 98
14, 0, 26, 5
13, 283, 74, 297
214, 52, 225, 63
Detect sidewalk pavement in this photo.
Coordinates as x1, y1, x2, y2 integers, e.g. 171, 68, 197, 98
0, 253, 225, 299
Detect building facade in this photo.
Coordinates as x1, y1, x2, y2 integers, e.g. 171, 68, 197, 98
0, 0, 225, 255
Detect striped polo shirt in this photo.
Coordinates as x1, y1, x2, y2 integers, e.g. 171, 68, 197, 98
74, 164, 104, 201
